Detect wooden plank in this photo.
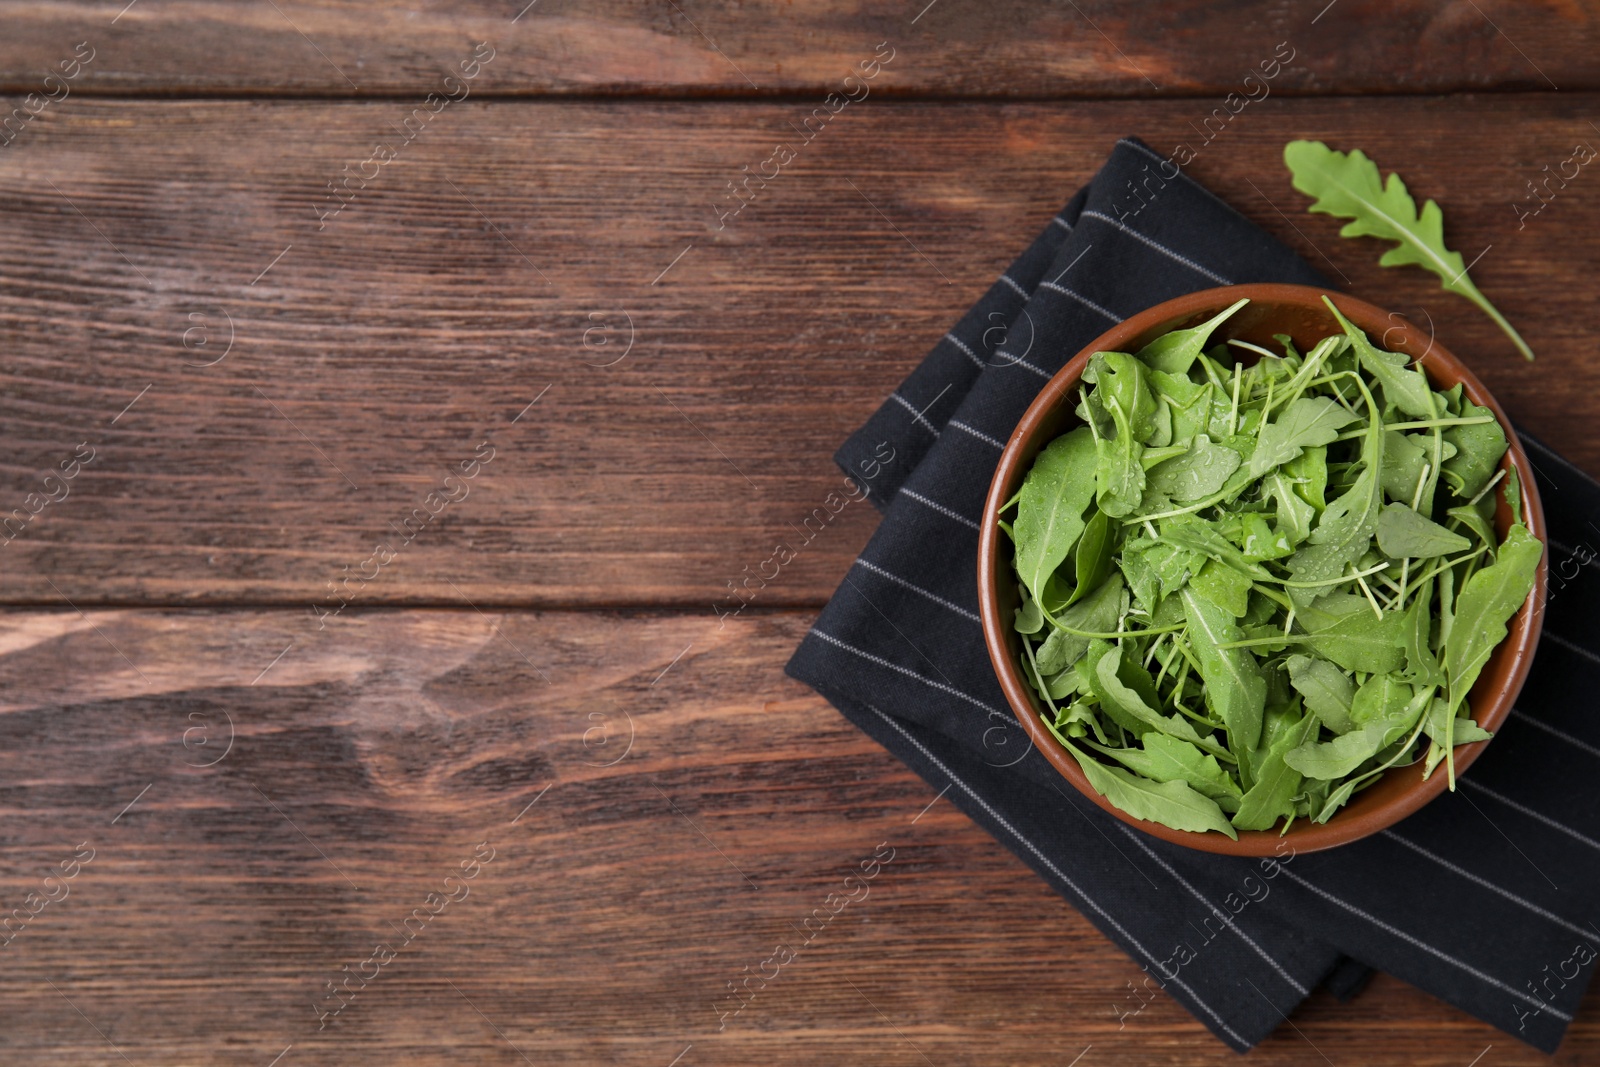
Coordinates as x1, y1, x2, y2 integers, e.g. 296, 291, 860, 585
0, 0, 1595, 98
1, 94, 1597, 608
0, 607, 1593, 1064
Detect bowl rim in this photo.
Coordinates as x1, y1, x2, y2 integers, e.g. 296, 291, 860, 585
977, 283, 1548, 857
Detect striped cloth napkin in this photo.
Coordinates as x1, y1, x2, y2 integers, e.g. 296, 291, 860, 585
786, 137, 1600, 1051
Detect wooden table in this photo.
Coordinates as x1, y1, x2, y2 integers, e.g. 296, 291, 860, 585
2, 2, 1598, 1063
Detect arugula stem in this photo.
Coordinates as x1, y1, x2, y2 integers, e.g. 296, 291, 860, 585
1227, 339, 1278, 361
1020, 632, 1062, 720
1353, 568, 1383, 620
1262, 560, 1392, 588
1401, 545, 1489, 601
1457, 276, 1536, 362
1228, 363, 1243, 437
1464, 467, 1508, 509
1250, 583, 1293, 610
1044, 621, 1188, 640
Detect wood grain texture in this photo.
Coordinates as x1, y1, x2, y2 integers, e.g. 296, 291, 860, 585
0, 608, 1590, 1065
1, 93, 1598, 608
0, 0, 1595, 98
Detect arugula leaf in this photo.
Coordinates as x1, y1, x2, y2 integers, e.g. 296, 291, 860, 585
1440, 397, 1508, 501
1324, 299, 1434, 418
1014, 427, 1097, 600
1135, 298, 1249, 375
1443, 523, 1542, 716
1181, 587, 1267, 753
1035, 573, 1125, 674
1284, 446, 1328, 512
1162, 517, 1272, 580
1266, 470, 1316, 545
1376, 502, 1472, 559
1422, 696, 1494, 749
1060, 737, 1239, 839
1094, 405, 1147, 520
1013, 592, 1044, 634
1297, 597, 1407, 674
1284, 140, 1535, 361
1285, 654, 1356, 733
1285, 683, 1429, 779
1147, 435, 1242, 502
1233, 708, 1317, 831
1151, 373, 1215, 446
1189, 559, 1253, 617
1287, 394, 1384, 585
1066, 507, 1114, 607
1399, 575, 1443, 686
1090, 645, 1231, 757
1087, 733, 1242, 808
1249, 397, 1358, 479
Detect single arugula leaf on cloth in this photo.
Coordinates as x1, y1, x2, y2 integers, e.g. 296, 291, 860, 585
1284, 140, 1535, 361
1013, 427, 1098, 600
1060, 736, 1239, 840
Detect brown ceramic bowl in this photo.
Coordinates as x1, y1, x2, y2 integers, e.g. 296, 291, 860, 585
977, 284, 1547, 856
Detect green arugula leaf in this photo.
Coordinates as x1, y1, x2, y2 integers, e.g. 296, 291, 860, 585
1087, 733, 1241, 808
1232, 708, 1317, 831
1297, 596, 1407, 674
1181, 587, 1267, 753
1188, 559, 1253, 617
1376, 502, 1472, 559
1284, 683, 1429, 780
1248, 397, 1358, 479
1060, 737, 1238, 839
1285, 654, 1356, 733
1014, 427, 1098, 600
1443, 523, 1542, 716
1147, 434, 1242, 502
1090, 645, 1231, 758
1065, 507, 1114, 607
1440, 397, 1508, 501
1035, 573, 1125, 674
1324, 298, 1434, 418
1284, 140, 1534, 361
1135, 298, 1250, 375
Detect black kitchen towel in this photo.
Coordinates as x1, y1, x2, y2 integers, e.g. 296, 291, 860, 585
787, 137, 1600, 1052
